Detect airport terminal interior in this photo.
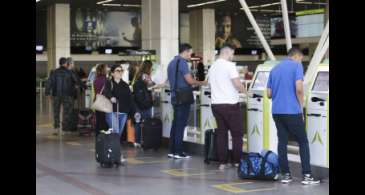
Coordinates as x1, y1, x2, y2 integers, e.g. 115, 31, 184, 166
36, 0, 329, 194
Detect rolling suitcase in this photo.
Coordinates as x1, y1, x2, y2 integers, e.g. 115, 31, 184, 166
204, 129, 233, 164
95, 102, 122, 168
78, 109, 94, 136
142, 118, 162, 151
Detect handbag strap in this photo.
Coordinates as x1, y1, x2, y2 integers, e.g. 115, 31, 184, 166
173, 59, 181, 92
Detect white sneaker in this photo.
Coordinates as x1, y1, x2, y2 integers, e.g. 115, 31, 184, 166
301, 174, 320, 185
219, 164, 227, 170
173, 153, 191, 159
120, 155, 127, 163
167, 153, 175, 158
134, 143, 142, 148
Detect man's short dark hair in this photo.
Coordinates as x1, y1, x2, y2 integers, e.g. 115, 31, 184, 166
288, 47, 303, 57
59, 57, 67, 66
179, 43, 192, 54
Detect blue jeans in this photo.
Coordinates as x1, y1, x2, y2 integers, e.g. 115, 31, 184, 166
105, 112, 127, 136
169, 103, 191, 155
134, 108, 152, 144
273, 114, 311, 175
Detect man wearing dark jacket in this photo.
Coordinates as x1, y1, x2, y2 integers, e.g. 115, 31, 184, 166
45, 57, 82, 135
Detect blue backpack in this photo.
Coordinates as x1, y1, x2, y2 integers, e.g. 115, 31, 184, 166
238, 151, 280, 180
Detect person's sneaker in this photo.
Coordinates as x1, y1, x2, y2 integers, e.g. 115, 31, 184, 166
167, 153, 175, 158
219, 164, 227, 170
301, 174, 320, 185
174, 153, 191, 159
120, 155, 127, 164
281, 173, 293, 184
233, 163, 239, 168
134, 143, 142, 148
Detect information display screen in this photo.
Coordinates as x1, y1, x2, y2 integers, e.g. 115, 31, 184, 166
251, 71, 270, 90
312, 71, 329, 92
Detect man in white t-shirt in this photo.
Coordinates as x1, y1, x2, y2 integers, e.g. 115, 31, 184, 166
208, 44, 246, 170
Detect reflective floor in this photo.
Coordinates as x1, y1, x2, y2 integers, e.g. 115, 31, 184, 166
36, 93, 329, 195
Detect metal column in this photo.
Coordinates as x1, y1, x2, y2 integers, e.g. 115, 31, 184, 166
238, 0, 276, 61
281, 0, 292, 51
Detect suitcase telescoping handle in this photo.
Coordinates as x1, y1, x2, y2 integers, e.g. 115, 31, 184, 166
111, 99, 119, 133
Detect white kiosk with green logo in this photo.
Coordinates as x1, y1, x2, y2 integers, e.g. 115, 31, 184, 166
161, 85, 173, 138
247, 61, 279, 153
199, 86, 218, 144
305, 60, 329, 168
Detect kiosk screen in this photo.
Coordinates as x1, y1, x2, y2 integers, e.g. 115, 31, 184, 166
312, 71, 329, 92
251, 71, 270, 90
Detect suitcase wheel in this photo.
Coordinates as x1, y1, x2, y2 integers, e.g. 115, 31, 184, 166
204, 159, 210, 164
100, 163, 113, 168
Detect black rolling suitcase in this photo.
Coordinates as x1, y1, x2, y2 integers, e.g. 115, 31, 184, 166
95, 102, 122, 168
95, 132, 121, 168
204, 129, 233, 164
142, 118, 162, 151
204, 129, 218, 164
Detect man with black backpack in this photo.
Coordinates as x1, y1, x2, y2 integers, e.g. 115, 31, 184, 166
45, 57, 83, 136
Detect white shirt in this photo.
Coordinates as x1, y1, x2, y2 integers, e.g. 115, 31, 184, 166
208, 58, 240, 104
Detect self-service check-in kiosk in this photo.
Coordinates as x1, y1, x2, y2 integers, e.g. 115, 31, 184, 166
160, 85, 173, 138
247, 61, 279, 153
305, 61, 329, 168
200, 86, 218, 143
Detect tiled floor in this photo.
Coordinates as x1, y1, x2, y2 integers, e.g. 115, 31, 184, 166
36, 94, 329, 195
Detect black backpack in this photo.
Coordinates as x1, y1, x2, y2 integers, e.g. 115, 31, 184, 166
132, 78, 153, 110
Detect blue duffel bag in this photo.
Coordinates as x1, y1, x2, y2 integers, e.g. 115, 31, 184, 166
238, 151, 280, 180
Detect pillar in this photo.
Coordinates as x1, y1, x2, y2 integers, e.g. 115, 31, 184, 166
141, 0, 179, 81
189, 9, 215, 65
47, 3, 70, 75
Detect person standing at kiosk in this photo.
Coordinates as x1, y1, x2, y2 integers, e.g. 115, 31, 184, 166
208, 44, 246, 170
167, 43, 206, 159
266, 48, 320, 185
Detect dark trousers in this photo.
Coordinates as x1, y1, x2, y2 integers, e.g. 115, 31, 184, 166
169, 103, 191, 155
95, 111, 108, 137
211, 103, 243, 164
273, 114, 311, 175
53, 96, 74, 131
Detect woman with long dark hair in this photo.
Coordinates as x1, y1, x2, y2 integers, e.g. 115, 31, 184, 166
132, 60, 155, 148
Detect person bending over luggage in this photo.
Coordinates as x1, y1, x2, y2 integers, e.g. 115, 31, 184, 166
266, 48, 320, 185
132, 60, 155, 148
103, 64, 136, 163
93, 64, 109, 137
208, 44, 246, 170
167, 43, 206, 159
45, 57, 83, 136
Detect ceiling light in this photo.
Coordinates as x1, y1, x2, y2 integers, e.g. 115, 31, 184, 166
122, 4, 141, 8
36, 0, 40, 2
187, 0, 226, 8
102, 3, 121, 7
248, 2, 281, 9
296, 2, 327, 5
251, 9, 295, 13
97, 0, 114, 5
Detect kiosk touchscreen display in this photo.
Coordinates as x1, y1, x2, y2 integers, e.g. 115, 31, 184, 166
251, 71, 270, 90
312, 71, 329, 92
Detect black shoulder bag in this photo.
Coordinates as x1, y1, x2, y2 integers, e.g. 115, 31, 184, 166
173, 59, 194, 105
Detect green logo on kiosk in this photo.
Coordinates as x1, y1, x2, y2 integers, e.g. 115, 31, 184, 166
311, 131, 324, 145
251, 124, 260, 136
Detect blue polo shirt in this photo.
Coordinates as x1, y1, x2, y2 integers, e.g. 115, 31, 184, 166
267, 58, 304, 114
167, 55, 192, 99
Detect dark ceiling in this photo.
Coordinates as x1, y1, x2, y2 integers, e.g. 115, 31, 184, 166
37, 0, 327, 15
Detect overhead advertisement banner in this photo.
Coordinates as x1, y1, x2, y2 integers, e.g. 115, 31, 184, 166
71, 8, 141, 50
215, 12, 271, 49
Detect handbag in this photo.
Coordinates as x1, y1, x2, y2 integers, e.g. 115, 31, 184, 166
91, 83, 113, 113
173, 59, 194, 105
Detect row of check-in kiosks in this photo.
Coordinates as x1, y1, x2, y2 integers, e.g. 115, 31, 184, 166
159, 60, 329, 168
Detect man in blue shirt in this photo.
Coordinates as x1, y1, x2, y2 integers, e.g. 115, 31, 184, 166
267, 48, 320, 185
167, 43, 205, 159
